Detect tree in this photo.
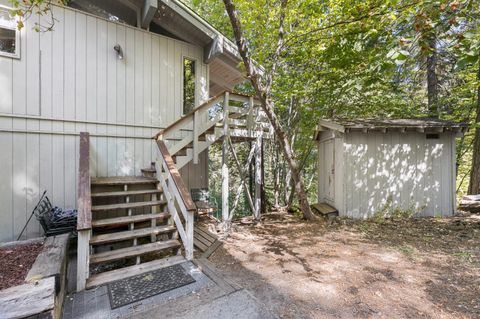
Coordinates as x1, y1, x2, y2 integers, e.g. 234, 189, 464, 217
222, 0, 316, 220
469, 62, 480, 194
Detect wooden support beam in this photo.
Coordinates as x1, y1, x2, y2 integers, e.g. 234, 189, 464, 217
141, 0, 157, 29
228, 137, 256, 215
193, 110, 199, 164
247, 97, 254, 137
76, 229, 90, 292
229, 137, 257, 216
254, 137, 262, 219
222, 92, 230, 223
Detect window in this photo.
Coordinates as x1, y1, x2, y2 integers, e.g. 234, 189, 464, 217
0, 7, 20, 58
426, 133, 440, 139
183, 58, 196, 114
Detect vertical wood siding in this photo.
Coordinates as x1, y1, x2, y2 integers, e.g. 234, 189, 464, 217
0, 6, 209, 241
341, 132, 455, 218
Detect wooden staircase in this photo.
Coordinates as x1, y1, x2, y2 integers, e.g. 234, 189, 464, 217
76, 91, 270, 291
85, 173, 185, 289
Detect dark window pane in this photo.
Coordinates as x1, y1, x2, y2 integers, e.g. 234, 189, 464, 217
183, 58, 196, 114
0, 27, 16, 54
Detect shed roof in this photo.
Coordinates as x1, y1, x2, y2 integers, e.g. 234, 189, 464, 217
315, 118, 468, 139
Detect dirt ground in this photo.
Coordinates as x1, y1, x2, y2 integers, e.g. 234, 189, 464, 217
208, 212, 480, 319
0, 242, 43, 290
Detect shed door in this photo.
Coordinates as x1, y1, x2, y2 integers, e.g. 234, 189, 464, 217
324, 139, 335, 202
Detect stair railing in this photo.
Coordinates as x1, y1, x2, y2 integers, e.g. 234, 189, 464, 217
77, 132, 92, 292
155, 140, 196, 260
154, 91, 262, 162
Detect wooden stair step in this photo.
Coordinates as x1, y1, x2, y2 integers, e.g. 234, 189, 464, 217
92, 200, 167, 212
90, 239, 181, 264
86, 255, 186, 289
91, 176, 158, 186
91, 189, 162, 198
141, 168, 156, 173
90, 225, 176, 245
92, 213, 170, 227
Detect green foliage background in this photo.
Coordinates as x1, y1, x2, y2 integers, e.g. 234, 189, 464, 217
184, 0, 480, 214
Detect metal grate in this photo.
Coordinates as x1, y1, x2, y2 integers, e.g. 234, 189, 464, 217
107, 264, 196, 309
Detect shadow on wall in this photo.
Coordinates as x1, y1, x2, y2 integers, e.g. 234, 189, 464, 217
346, 133, 448, 218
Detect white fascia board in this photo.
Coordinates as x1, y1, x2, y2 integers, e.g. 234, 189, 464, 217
317, 120, 345, 133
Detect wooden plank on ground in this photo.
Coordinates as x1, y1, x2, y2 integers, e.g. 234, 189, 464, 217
194, 237, 209, 252
193, 257, 241, 294
26, 234, 69, 282
311, 203, 338, 215
193, 225, 222, 258
0, 277, 55, 319
194, 229, 216, 245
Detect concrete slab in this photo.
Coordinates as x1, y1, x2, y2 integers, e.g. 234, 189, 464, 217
63, 262, 214, 319
137, 290, 277, 319
62, 260, 277, 319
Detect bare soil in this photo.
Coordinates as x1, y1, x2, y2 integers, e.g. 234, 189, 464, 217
208, 212, 480, 319
0, 242, 43, 290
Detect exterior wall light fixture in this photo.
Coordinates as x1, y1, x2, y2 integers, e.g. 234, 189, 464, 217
114, 44, 123, 60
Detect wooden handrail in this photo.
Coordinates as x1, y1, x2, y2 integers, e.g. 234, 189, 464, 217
77, 132, 92, 231
152, 90, 261, 140
153, 92, 226, 140
156, 140, 196, 212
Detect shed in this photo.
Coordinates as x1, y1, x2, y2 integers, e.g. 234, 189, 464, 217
314, 118, 468, 218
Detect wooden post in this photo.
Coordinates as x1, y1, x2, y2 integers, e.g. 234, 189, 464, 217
222, 92, 230, 223
254, 137, 262, 219
76, 229, 90, 292
193, 110, 199, 164
247, 97, 254, 137
76, 132, 91, 292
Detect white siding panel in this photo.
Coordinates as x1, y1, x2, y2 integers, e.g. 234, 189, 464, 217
340, 131, 455, 218
12, 133, 27, 239
51, 6, 65, 132
12, 26, 26, 116
52, 135, 65, 207
0, 57, 13, 114
334, 136, 344, 215
0, 133, 13, 242
26, 134, 40, 238
26, 16, 40, 116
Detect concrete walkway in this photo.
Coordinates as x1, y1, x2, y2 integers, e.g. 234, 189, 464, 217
62, 258, 276, 319
136, 289, 276, 319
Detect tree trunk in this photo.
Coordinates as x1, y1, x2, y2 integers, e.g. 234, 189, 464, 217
468, 62, 480, 195
427, 36, 439, 117
222, 0, 316, 220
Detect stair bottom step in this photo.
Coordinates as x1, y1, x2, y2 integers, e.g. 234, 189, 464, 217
86, 255, 186, 289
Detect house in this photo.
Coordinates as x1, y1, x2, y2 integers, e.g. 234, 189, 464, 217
0, 0, 269, 290
314, 118, 467, 219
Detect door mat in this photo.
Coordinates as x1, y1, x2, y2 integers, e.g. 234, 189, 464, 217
107, 264, 196, 309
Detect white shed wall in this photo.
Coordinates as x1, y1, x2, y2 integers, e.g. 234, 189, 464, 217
343, 131, 456, 218
0, 4, 209, 241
